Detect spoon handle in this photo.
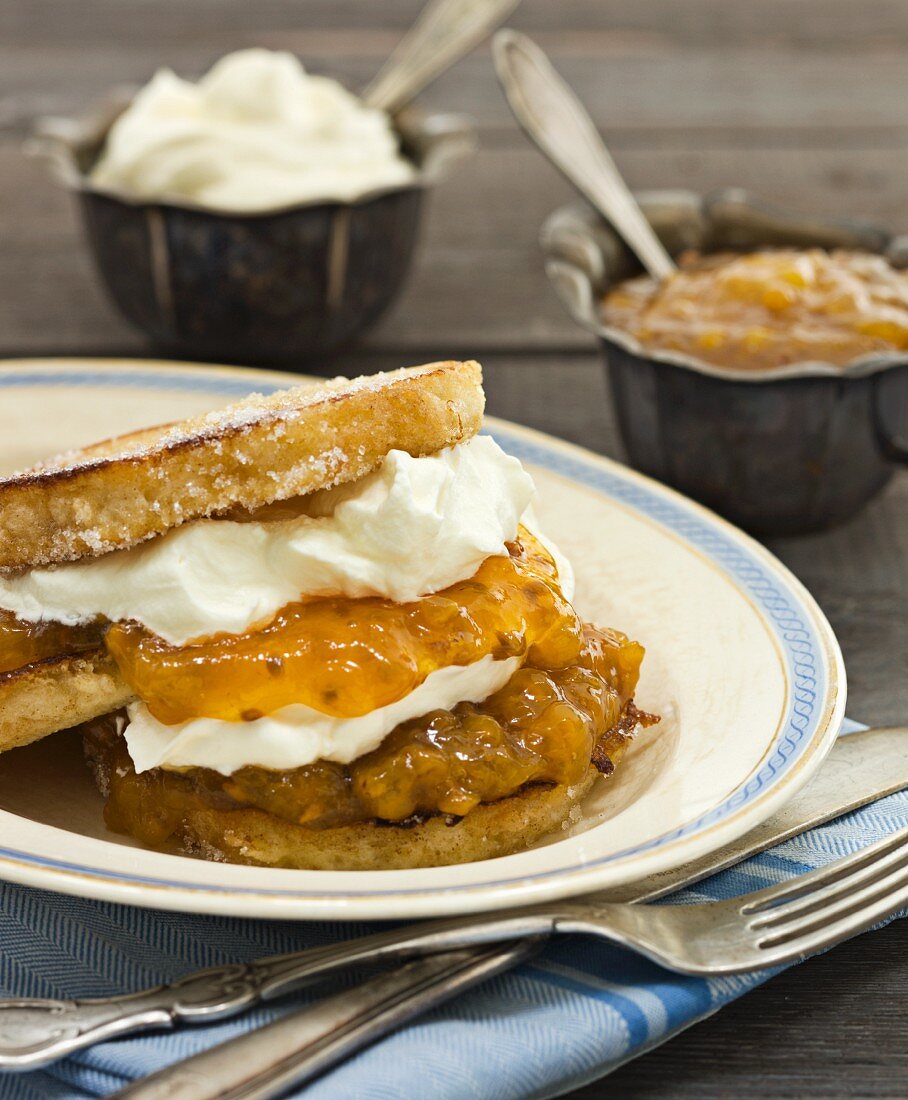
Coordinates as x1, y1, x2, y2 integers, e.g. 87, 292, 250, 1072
113, 944, 538, 1100
493, 30, 676, 280
363, 0, 522, 115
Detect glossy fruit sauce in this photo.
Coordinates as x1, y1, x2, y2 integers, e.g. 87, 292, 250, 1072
104, 531, 583, 723
601, 248, 908, 370
85, 624, 649, 842
1, 529, 653, 837
0, 610, 103, 673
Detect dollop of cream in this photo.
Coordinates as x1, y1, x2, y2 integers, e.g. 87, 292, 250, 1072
126, 654, 521, 775
0, 436, 536, 645
90, 48, 416, 211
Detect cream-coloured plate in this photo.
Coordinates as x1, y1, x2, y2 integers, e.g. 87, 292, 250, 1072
0, 359, 845, 920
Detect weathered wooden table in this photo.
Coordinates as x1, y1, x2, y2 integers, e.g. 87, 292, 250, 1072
1, 1, 906, 1094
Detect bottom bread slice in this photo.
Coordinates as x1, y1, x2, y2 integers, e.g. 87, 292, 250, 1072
169, 771, 600, 870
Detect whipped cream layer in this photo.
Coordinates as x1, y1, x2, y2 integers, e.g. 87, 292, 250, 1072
90, 49, 416, 211
0, 436, 536, 645
127, 654, 521, 775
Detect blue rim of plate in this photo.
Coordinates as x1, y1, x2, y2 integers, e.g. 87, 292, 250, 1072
0, 362, 844, 900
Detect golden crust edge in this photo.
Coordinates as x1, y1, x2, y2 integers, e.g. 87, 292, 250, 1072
21, 361, 480, 476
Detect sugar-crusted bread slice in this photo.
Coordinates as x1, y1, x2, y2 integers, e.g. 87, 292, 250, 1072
0, 361, 484, 571
0, 652, 133, 755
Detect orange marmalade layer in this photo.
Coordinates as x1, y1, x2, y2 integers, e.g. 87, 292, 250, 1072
84, 624, 652, 837
0, 530, 580, 725
601, 248, 908, 370
0, 612, 103, 674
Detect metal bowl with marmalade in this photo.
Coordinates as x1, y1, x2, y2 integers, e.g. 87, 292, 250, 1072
542, 191, 908, 535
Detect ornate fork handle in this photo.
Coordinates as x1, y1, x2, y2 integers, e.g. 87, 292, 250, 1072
0, 962, 281, 1070
0, 955, 364, 1071
0, 912, 561, 1071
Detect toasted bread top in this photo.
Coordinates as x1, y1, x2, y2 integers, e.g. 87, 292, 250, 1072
0, 361, 484, 571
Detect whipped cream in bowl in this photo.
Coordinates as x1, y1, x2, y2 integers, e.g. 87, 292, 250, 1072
90, 49, 418, 213
31, 48, 474, 359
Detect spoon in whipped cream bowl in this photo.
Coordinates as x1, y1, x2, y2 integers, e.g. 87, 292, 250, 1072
362, 0, 523, 116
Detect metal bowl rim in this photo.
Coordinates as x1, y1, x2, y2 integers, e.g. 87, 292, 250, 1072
541, 201, 908, 384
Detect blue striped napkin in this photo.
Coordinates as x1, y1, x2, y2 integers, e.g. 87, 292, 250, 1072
2, 718, 906, 1100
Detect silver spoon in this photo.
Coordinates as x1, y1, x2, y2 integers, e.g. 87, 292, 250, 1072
363, 0, 523, 115
493, 29, 676, 280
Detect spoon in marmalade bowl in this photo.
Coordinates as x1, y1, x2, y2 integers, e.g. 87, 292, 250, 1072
493, 29, 676, 281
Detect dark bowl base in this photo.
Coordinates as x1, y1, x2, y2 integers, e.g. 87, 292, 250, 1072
602, 342, 905, 538
81, 187, 423, 363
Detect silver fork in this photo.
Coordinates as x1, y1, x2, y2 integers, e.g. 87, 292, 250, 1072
3, 818, 907, 1072
106, 825, 908, 1099
225, 820, 907, 979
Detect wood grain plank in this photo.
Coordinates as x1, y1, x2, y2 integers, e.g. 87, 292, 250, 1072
8, 49, 908, 136
5, 2, 908, 140
769, 487, 908, 730
5, 0, 908, 47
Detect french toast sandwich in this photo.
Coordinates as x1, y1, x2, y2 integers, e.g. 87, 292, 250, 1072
0, 361, 655, 869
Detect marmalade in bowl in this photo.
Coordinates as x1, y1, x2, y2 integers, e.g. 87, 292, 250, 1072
601, 248, 908, 370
